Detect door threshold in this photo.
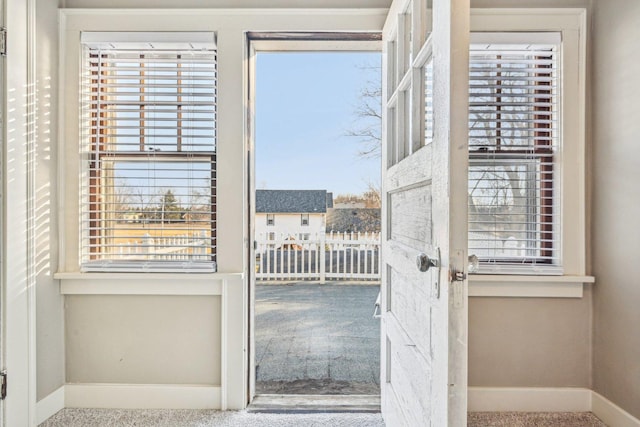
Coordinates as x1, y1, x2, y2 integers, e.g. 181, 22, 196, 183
248, 394, 381, 413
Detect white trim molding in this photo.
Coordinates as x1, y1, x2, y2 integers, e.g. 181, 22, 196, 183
37, 385, 640, 426
64, 384, 222, 410
592, 392, 640, 427
4, 0, 39, 424
468, 387, 592, 412
469, 275, 595, 298
36, 387, 65, 425
60, 8, 390, 18
469, 387, 640, 427
55, 272, 243, 295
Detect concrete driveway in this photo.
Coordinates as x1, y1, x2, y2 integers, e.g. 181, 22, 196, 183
255, 283, 380, 395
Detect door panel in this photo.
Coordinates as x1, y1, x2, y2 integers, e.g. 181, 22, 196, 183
389, 184, 432, 251
386, 317, 432, 425
386, 241, 432, 353
381, 0, 469, 425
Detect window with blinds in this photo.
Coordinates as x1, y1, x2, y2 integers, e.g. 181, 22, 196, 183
80, 33, 217, 272
468, 34, 560, 274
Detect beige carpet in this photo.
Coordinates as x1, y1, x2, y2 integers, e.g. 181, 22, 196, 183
40, 409, 385, 427
41, 409, 607, 426
468, 412, 607, 426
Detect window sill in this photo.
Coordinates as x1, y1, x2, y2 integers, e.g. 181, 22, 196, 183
469, 274, 595, 298
54, 272, 243, 295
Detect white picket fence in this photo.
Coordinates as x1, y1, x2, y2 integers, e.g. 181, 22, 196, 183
255, 231, 381, 282
114, 231, 208, 261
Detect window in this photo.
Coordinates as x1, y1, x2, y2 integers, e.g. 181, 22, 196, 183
80, 32, 217, 272
301, 214, 309, 226
266, 214, 275, 226
267, 232, 276, 241
468, 33, 560, 274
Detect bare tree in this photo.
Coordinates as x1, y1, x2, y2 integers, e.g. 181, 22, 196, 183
345, 64, 382, 158
362, 181, 381, 208
333, 183, 381, 209
346, 60, 534, 229
112, 180, 133, 215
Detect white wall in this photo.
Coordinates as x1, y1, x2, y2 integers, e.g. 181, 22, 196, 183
4, 0, 36, 423
255, 213, 325, 240
35, 0, 65, 402
592, 0, 640, 419
65, 295, 221, 385
469, 289, 593, 388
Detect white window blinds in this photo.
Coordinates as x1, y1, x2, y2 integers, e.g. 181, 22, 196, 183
468, 34, 561, 274
80, 33, 217, 272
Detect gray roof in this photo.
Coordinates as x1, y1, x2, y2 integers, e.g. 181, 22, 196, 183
256, 190, 330, 214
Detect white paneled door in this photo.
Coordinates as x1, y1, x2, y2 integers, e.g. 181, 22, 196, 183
380, 0, 469, 425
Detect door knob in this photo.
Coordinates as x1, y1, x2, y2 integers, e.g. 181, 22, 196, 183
416, 253, 438, 272
451, 254, 480, 282
468, 254, 479, 273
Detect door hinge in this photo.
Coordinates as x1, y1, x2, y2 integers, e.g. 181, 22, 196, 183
0, 28, 6, 56
1, 370, 7, 400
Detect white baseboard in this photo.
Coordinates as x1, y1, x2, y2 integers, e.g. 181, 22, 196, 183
468, 387, 592, 412
592, 391, 640, 427
39, 385, 640, 427
36, 386, 66, 425
469, 387, 640, 426
65, 384, 222, 410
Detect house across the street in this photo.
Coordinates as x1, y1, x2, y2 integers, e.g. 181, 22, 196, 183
255, 189, 333, 240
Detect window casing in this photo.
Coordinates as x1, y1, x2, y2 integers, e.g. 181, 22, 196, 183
266, 214, 275, 226
80, 33, 217, 272
301, 214, 309, 226
468, 34, 561, 274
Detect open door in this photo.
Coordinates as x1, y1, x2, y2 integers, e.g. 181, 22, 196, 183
380, 0, 469, 425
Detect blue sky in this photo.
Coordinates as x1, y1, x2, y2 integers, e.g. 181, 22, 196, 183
255, 52, 381, 196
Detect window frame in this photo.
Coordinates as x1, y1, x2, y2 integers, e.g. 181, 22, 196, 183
301, 213, 310, 226
467, 34, 559, 274
79, 35, 218, 273
465, 10, 590, 295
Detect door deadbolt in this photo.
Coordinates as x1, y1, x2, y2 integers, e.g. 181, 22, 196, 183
416, 253, 438, 272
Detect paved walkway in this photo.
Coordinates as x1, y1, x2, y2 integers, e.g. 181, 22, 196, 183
255, 283, 380, 395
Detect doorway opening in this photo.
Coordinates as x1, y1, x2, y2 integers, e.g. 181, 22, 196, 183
248, 37, 382, 404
